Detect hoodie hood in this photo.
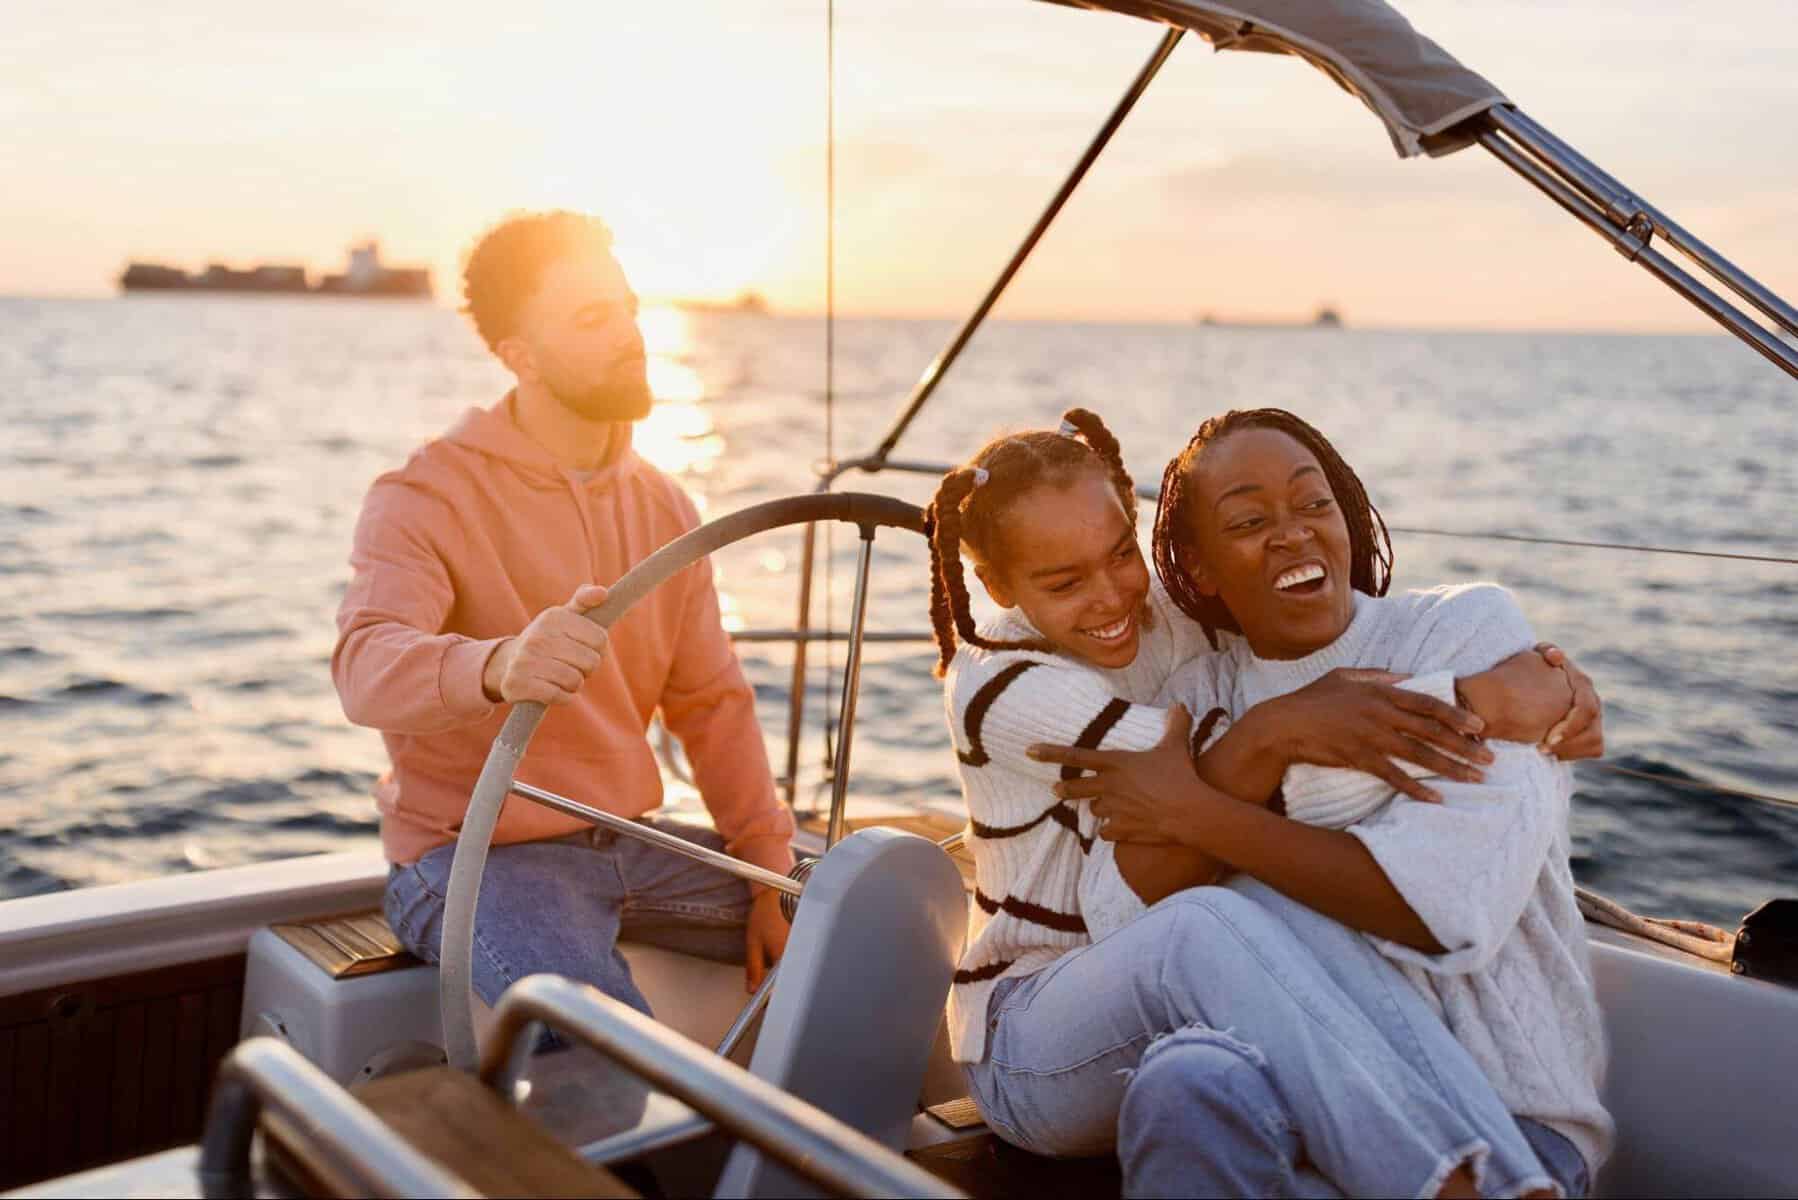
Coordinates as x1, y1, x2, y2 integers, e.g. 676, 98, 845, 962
442, 392, 639, 492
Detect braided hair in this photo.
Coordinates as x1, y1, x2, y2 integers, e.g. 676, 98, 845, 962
1151, 408, 1393, 650
926, 408, 1137, 677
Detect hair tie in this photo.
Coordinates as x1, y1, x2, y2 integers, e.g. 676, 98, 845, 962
1058, 418, 1082, 440
972, 467, 990, 487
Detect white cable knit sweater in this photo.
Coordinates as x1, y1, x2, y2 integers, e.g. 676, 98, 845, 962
1157, 583, 1613, 1173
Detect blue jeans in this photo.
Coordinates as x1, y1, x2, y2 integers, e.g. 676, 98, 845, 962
383, 816, 751, 1015
965, 879, 1578, 1198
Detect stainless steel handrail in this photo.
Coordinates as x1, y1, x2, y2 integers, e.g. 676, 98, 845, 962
199, 1038, 477, 1200
481, 976, 966, 1200
1480, 109, 1798, 380
824, 532, 876, 847
1491, 106, 1798, 340
509, 781, 805, 897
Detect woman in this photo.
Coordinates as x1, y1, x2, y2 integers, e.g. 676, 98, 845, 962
927, 409, 1600, 1197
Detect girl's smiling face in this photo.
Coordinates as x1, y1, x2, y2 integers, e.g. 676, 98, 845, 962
975, 468, 1151, 670
1183, 427, 1356, 660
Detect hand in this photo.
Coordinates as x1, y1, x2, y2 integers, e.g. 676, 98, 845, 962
744, 888, 791, 993
481, 583, 610, 705
1536, 643, 1604, 759
1247, 668, 1492, 804
1029, 705, 1202, 846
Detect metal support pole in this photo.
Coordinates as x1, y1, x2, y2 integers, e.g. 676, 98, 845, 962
867, 26, 1184, 464
1479, 128, 1798, 381
510, 780, 804, 897
825, 531, 877, 848
1491, 107, 1798, 339
782, 520, 819, 810
718, 966, 781, 1058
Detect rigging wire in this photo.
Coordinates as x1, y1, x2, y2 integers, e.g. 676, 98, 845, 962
1387, 525, 1798, 567
1580, 761, 1797, 810
819, 0, 839, 800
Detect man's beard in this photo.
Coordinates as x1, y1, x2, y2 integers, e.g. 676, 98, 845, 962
547, 358, 654, 422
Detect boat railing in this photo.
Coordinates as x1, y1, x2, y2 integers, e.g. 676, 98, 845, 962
200, 1037, 479, 1199
481, 976, 964, 1200
1478, 106, 1798, 380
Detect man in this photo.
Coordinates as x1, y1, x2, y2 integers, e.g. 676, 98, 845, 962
333, 210, 794, 1019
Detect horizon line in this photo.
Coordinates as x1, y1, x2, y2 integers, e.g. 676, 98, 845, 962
0, 289, 1748, 340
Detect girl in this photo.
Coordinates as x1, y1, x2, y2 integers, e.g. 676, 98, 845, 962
927, 409, 1600, 1197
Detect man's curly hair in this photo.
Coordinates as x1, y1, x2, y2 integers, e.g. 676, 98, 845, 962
461, 211, 614, 353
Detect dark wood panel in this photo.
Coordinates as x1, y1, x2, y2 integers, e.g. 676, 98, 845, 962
44, 1011, 83, 1178
0, 954, 248, 1191
137, 994, 179, 1152
172, 991, 209, 1135
10, 1024, 50, 1185
109, 1002, 146, 1159
0, 954, 243, 1027
0, 1027, 15, 1182
76, 1008, 116, 1167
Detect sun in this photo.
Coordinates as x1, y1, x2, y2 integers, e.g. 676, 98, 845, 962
492, 22, 810, 306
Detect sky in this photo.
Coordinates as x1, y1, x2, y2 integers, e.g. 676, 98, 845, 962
2, 0, 1795, 330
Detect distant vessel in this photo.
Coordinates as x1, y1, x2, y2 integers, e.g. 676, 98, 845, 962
119, 242, 431, 299
1197, 304, 1344, 329
675, 289, 771, 316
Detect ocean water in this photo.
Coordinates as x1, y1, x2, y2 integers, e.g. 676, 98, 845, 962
1, 295, 1793, 927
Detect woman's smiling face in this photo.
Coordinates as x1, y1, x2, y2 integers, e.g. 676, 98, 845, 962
976, 469, 1151, 670
1184, 427, 1356, 660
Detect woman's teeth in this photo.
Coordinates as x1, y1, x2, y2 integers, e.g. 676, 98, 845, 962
1275, 563, 1326, 591
1083, 615, 1133, 643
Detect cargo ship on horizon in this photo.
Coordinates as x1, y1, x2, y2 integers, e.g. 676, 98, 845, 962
119, 241, 431, 299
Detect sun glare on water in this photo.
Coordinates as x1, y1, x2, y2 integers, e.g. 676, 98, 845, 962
632, 304, 725, 480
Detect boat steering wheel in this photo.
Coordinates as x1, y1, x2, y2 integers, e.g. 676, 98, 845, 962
437, 491, 927, 1069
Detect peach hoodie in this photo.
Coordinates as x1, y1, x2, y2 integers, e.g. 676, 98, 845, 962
332, 393, 795, 876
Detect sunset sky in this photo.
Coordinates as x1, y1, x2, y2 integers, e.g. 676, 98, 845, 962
4, 0, 1794, 330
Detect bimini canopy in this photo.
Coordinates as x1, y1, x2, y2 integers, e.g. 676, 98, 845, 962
1044, 0, 1505, 158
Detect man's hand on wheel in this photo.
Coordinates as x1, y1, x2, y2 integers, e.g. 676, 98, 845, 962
481, 583, 610, 705
745, 888, 791, 993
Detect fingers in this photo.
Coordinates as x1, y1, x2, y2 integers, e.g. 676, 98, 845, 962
1158, 704, 1193, 748
1054, 776, 1107, 802
541, 606, 610, 653
1384, 709, 1491, 769
1367, 755, 1443, 804
1335, 668, 1407, 686
1544, 660, 1600, 755
744, 936, 766, 994
1551, 724, 1604, 761
569, 583, 610, 614
1374, 729, 1486, 783
1027, 743, 1111, 770
1388, 687, 1486, 739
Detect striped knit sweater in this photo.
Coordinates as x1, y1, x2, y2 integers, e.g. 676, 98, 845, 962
942, 580, 1216, 1063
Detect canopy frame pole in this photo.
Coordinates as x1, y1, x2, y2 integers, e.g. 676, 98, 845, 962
866, 25, 1185, 467
1490, 107, 1798, 340
1479, 111, 1798, 381
779, 28, 1184, 815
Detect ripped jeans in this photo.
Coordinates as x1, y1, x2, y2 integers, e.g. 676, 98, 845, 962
963, 880, 1587, 1198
